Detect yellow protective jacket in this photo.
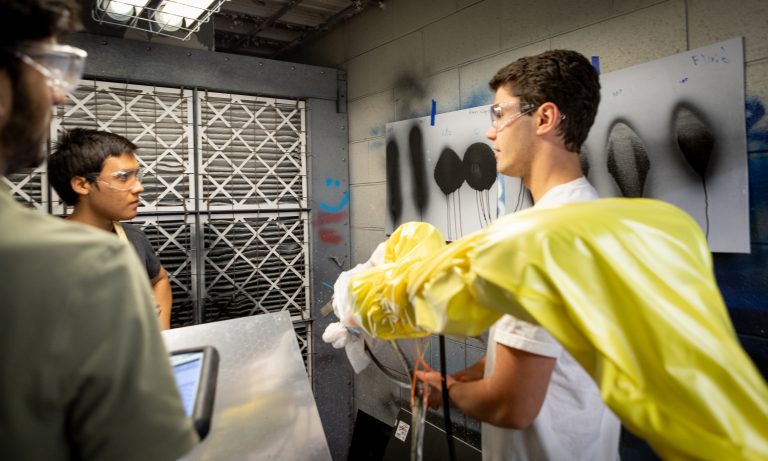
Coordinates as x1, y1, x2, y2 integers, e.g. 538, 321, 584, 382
347, 198, 768, 460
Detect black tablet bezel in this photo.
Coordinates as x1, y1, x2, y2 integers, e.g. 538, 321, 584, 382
170, 345, 219, 440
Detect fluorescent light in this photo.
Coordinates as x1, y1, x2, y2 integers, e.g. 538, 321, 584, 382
155, 0, 215, 31
103, 0, 150, 22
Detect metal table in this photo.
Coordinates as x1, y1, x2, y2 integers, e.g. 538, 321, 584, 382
163, 311, 332, 461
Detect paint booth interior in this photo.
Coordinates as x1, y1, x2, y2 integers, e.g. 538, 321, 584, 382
9, 2, 768, 460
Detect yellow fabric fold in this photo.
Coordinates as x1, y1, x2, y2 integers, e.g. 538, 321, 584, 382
347, 198, 768, 460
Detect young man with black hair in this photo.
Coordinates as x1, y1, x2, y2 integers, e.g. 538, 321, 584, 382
49, 128, 173, 329
0, 1, 197, 458
419, 50, 622, 460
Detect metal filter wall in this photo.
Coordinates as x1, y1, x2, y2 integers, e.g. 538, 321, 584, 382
14, 79, 312, 371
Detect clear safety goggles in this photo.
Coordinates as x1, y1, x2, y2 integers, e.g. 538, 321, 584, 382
87, 167, 146, 191
15, 44, 87, 95
489, 100, 538, 131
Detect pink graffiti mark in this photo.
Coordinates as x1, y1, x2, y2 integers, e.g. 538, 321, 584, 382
319, 229, 342, 245
318, 178, 348, 245
318, 211, 347, 225
318, 211, 347, 244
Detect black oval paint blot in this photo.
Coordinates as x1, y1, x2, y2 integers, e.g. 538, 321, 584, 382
579, 146, 590, 178
462, 142, 496, 191
386, 139, 402, 225
433, 148, 464, 195
409, 125, 429, 214
606, 121, 650, 198
673, 104, 714, 178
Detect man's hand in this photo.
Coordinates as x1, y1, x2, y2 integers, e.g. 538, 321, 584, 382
415, 371, 457, 410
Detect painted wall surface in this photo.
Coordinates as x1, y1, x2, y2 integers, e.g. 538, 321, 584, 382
287, 0, 768, 446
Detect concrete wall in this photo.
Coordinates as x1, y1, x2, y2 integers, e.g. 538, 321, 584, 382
287, 0, 768, 444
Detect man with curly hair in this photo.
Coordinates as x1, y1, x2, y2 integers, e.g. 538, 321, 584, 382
420, 50, 621, 461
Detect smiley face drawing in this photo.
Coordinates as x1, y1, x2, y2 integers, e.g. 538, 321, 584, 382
318, 178, 348, 244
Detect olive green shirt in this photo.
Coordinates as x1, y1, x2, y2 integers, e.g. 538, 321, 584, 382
0, 185, 198, 460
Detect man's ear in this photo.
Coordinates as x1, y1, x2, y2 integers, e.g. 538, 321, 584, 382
535, 102, 562, 135
71, 176, 91, 196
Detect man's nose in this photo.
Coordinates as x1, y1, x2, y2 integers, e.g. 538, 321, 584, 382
50, 86, 67, 106
132, 180, 144, 194
485, 126, 497, 140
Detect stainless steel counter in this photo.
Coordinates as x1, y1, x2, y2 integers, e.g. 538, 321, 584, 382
163, 312, 332, 461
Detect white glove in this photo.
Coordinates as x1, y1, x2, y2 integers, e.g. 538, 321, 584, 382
322, 322, 350, 348
322, 321, 371, 373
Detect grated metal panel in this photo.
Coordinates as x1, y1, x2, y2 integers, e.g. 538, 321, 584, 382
202, 212, 309, 322
53, 81, 194, 214
199, 91, 307, 210
42, 80, 311, 371
2, 165, 47, 211
130, 215, 198, 329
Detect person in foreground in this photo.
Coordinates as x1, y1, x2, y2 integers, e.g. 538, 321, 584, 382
0, 1, 197, 459
49, 128, 173, 329
417, 50, 621, 460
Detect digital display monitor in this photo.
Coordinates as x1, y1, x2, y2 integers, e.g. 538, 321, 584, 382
169, 346, 219, 439
171, 352, 204, 417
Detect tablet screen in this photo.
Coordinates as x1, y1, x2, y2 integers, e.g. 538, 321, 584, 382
171, 351, 204, 416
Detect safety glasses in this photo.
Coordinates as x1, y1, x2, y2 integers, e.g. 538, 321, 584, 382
87, 168, 146, 191
489, 100, 538, 132
15, 44, 87, 95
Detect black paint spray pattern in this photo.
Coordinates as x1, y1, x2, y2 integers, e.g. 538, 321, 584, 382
386, 140, 403, 227
579, 145, 591, 178
606, 121, 650, 198
673, 104, 715, 238
409, 125, 429, 218
463, 142, 496, 227
434, 148, 465, 240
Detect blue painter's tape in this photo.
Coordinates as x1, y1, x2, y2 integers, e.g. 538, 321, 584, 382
591, 56, 600, 75
430, 99, 436, 126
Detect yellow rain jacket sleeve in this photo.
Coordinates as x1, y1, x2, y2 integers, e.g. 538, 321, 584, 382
346, 198, 768, 461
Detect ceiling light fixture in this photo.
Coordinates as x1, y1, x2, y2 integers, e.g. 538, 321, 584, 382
93, 0, 231, 40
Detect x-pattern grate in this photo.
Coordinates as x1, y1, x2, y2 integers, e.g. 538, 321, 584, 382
202, 213, 309, 323
54, 81, 194, 213
40, 81, 311, 363
2, 166, 46, 211
199, 91, 306, 210
131, 216, 197, 328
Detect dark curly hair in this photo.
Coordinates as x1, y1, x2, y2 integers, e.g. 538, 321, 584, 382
49, 129, 137, 206
0, 0, 81, 68
489, 50, 601, 153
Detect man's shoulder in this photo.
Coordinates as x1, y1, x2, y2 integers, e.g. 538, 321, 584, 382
1, 206, 133, 269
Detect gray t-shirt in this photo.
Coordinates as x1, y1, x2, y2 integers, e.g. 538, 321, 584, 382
0, 185, 198, 460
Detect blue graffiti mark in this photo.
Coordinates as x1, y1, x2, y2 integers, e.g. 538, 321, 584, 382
463, 89, 492, 109
322, 281, 334, 290
746, 96, 768, 153
319, 190, 350, 213
369, 126, 384, 137
325, 178, 342, 188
